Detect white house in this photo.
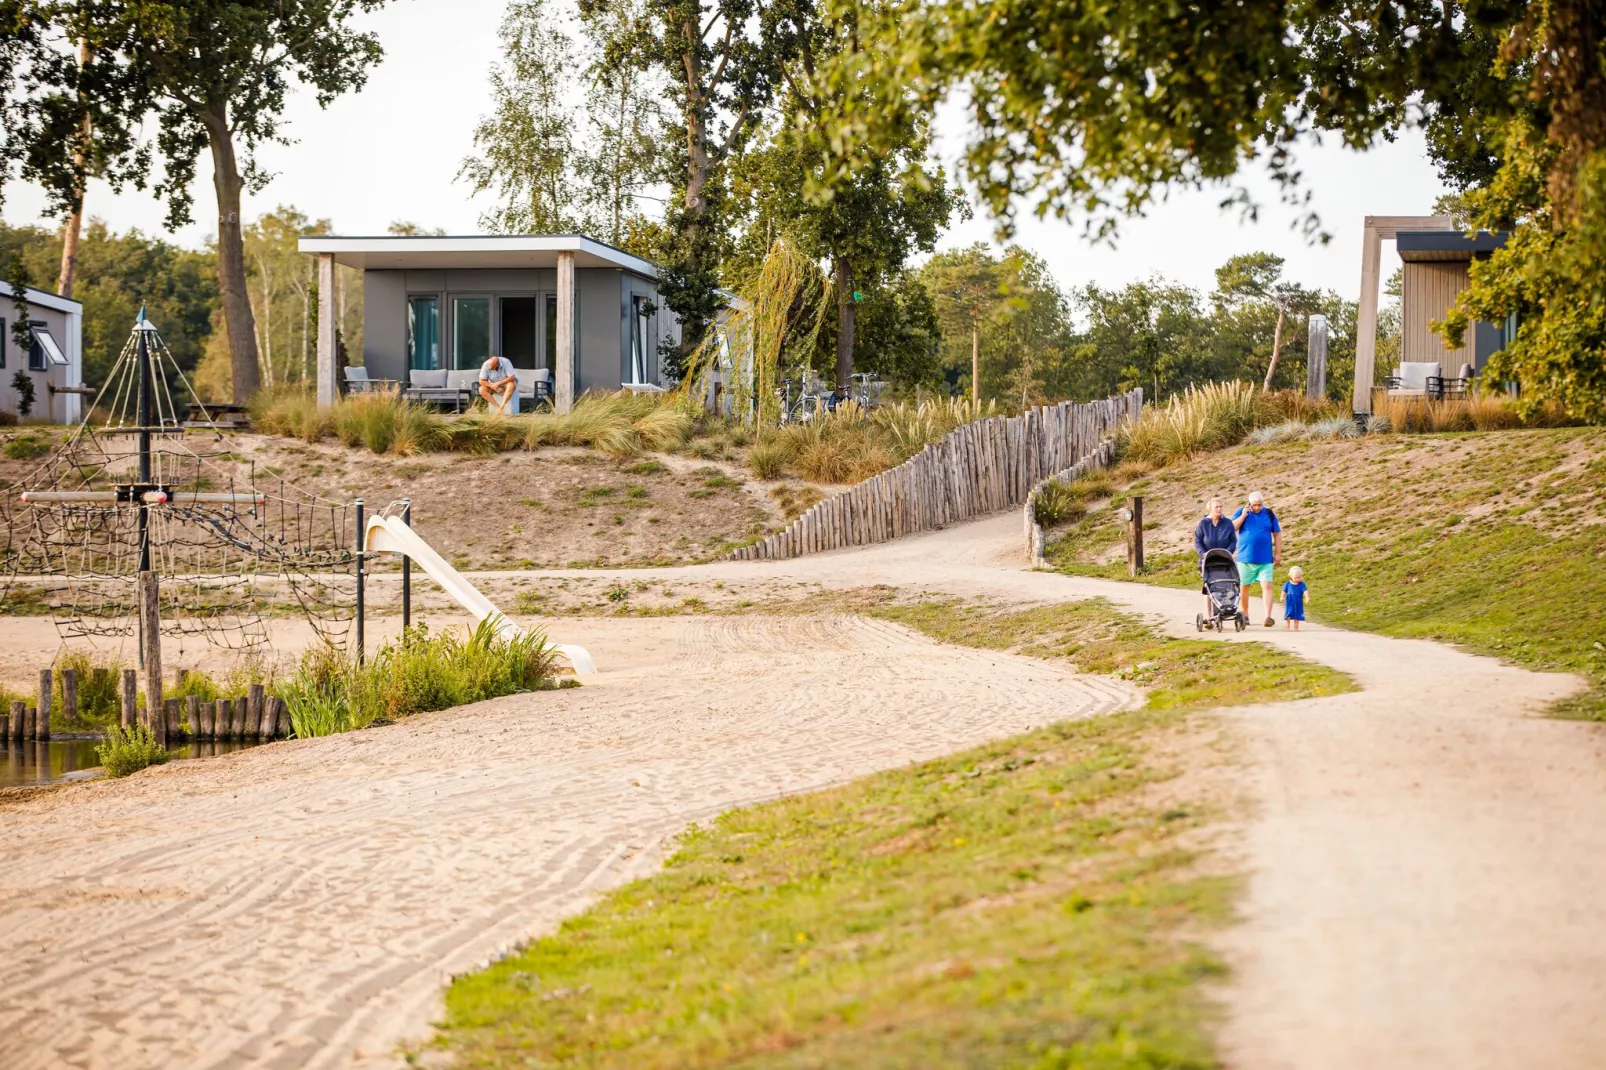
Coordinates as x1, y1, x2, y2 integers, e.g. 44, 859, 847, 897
0, 283, 83, 424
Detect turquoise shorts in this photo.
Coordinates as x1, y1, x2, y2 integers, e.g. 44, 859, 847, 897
1238, 561, 1275, 584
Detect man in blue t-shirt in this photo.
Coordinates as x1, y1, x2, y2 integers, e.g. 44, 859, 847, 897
1231, 490, 1282, 627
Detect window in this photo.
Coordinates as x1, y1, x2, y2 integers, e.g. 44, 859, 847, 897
452, 297, 491, 369
628, 295, 655, 385
499, 296, 538, 369
29, 322, 67, 369
544, 293, 558, 370
407, 296, 440, 371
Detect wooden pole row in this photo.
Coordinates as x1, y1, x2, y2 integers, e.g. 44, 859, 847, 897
731, 389, 1144, 561
2, 665, 290, 744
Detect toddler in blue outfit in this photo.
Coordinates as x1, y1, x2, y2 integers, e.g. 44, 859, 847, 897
1280, 566, 1309, 631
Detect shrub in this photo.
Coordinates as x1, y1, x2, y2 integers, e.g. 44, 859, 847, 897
53, 651, 126, 726
251, 388, 332, 443
1307, 416, 1361, 440
97, 723, 169, 778
1067, 472, 1114, 500
747, 441, 792, 480
1109, 459, 1153, 484
1032, 479, 1087, 526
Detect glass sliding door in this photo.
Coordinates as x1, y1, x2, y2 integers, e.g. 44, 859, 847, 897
407, 296, 440, 371
452, 296, 491, 370
628, 295, 654, 384
499, 296, 538, 368
542, 293, 558, 372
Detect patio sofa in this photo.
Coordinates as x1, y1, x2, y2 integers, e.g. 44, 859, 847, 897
402, 368, 552, 413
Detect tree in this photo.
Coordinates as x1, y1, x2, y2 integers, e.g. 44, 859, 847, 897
579, 0, 778, 369
1212, 253, 1318, 391
1073, 279, 1211, 401
921, 245, 1010, 403
83, 0, 389, 402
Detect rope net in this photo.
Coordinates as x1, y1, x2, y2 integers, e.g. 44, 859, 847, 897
0, 314, 359, 654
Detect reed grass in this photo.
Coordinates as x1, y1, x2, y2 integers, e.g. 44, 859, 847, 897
281, 618, 561, 738
746, 398, 995, 484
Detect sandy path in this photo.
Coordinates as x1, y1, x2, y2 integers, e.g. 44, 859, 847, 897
0, 612, 1132, 1070
4, 511, 1604, 1068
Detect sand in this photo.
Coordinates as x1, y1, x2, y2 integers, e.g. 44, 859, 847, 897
3, 511, 1604, 1069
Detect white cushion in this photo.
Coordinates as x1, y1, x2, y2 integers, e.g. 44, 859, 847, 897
409, 369, 447, 389
344, 366, 370, 381
1396, 362, 1440, 392
446, 370, 480, 390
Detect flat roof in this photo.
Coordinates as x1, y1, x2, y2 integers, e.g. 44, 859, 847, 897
1397, 230, 1509, 262
0, 282, 82, 314
297, 234, 658, 279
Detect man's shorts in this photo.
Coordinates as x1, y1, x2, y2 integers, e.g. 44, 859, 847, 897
1238, 561, 1275, 584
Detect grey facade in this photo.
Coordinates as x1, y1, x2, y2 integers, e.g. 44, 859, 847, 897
299, 235, 678, 398
1396, 230, 1511, 374
0, 283, 83, 424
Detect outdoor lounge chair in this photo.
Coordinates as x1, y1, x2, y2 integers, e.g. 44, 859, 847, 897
402, 369, 470, 411
1385, 361, 1441, 397
343, 366, 397, 394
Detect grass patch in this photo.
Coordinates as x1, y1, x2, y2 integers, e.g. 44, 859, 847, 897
439, 705, 1230, 1069
874, 599, 1355, 710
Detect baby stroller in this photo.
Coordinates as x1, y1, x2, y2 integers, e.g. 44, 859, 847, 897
1197, 548, 1247, 632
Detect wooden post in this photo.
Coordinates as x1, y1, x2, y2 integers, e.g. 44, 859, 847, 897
211, 698, 228, 741
10, 700, 24, 742
186, 695, 201, 742
246, 684, 264, 740
0, 708, 6, 742
61, 668, 77, 724
163, 698, 181, 741
1127, 495, 1144, 577
259, 694, 278, 741
1307, 314, 1329, 400
229, 697, 246, 741
554, 249, 576, 414
120, 669, 138, 729
316, 252, 338, 409
25, 707, 37, 740
139, 570, 165, 745
36, 669, 50, 741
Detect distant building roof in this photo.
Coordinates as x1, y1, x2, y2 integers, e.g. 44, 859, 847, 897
297, 234, 658, 279
0, 282, 83, 314
1396, 230, 1509, 262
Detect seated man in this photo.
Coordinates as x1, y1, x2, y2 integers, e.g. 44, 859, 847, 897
478, 354, 518, 413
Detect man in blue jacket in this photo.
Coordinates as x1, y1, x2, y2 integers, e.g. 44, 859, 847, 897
1232, 490, 1282, 627
1194, 497, 1236, 617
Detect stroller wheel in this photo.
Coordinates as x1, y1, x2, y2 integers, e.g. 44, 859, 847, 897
1234, 615, 1245, 632
1196, 613, 1204, 632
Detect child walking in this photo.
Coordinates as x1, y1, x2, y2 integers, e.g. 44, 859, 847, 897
1281, 566, 1309, 631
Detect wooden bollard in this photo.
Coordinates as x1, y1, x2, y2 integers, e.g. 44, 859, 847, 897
36, 669, 50, 741
163, 698, 181, 741
8, 699, 22, 743
256, 690, 276, 741
120, 670, 138, 729
211, 699, 228, 741
186, 696, 201, 742
244, 685, 263, 739
25, 707, 37, 740
229, 697, 246, 741
61, 668, 78, 724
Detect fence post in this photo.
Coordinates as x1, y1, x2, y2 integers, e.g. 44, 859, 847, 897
1126, 496, 1145, 576
121, 669, 138, 729
36, 668, 50, 741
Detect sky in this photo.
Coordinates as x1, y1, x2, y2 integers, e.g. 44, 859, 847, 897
1, 0, 1450, 302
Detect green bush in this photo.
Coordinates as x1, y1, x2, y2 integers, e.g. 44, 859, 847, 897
4, 432, 51, 460
282, 618, 561, 738
1031, 479, 1087, 526
97, 723, 170, 778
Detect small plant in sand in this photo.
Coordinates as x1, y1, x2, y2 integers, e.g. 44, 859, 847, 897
96, 723, 170, 778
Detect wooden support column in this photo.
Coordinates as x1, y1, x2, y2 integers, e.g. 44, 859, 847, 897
139, 570, 165, 745
36, 669, 50, 741
554, 250, 576, 414
316, 252, 338, 410
1352, 215, 1454, 416
61, 668, 78, 724
120, 669, 138, 729
1307, 314, 1329, 400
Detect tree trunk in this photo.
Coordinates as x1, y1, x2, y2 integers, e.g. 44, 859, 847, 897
56, 38, 92, 298
834, 258, 854, 393
1262, 305, 1286, 392
971, 319, 981, 404
203, 99, 261, 403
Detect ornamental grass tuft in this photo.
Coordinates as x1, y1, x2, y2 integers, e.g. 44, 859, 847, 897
96, 723, 169, 778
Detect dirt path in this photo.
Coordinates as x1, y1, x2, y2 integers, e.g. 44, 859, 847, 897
3, 513, 1603, 1068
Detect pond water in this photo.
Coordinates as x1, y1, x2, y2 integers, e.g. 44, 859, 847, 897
0, 737, 268, 789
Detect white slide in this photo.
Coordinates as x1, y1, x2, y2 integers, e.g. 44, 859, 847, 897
363, 514, 596, 674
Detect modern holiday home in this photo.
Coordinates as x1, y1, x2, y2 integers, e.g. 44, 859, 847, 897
299, 234, 677, 412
